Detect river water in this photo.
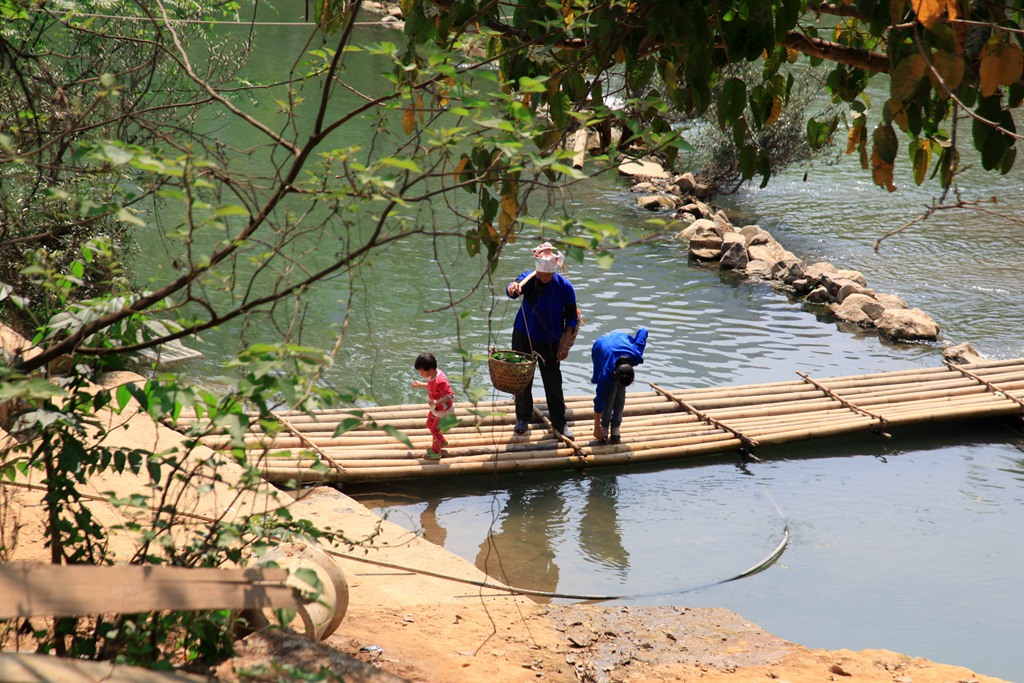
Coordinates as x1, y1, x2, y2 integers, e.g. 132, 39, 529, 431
134, 14, 1024, 681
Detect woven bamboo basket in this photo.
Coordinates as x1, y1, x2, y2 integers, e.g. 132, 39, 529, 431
488, 350, 536, 394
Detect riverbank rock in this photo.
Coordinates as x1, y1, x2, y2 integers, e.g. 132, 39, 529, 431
616, 159, 942, 345
670, 210, 941, 344
618, 158, 670, 180
876, 308, 941, 341
944, 342, 986, 364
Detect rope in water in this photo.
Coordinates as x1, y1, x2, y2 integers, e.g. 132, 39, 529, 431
325, 523, 790, 602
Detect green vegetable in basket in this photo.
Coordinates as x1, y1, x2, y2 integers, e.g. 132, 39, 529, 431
490, 350, 530, 363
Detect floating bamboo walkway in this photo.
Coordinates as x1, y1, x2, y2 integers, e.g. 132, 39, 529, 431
168, 358, 1024, 485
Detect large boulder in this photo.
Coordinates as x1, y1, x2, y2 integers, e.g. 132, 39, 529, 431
771, 258, 805, 286
876, 308, 940, 341
836, 282, 874, 303
686, 219, 725, 260
619, 158, 669, 179
743, 260, 773, 278
747, 240, 787, 263
740, 225, 770, 245
719, 233, 749, 271
834, 269, 867, 286
674, 201, 708, 220
875, 292, 908, 310
803, 261, 838, 284
673, 171, 714, 198
944, 342, 985, 365
833, 293, 886, 324
805, 286, 833, 304
637, 194, 677, 210
630, 181, 660, 193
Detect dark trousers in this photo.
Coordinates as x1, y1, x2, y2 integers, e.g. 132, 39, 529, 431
600, 382, 627, 429
512, 329, 566, 431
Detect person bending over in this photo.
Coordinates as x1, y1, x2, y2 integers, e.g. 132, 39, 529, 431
591, 328, 648, 444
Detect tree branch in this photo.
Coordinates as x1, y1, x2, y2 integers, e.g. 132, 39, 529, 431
782, 31, 890, 74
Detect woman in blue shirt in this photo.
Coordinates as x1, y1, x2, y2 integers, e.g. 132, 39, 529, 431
505, 244, 579, 438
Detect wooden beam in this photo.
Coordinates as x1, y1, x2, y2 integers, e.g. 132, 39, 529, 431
0, 563, 303, 619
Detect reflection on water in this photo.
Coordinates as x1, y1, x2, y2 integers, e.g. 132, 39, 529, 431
475, 482, 567, 597
418, 499, 446, 547
578, 476, 629, 577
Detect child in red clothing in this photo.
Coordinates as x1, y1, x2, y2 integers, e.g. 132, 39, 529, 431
412, 352, 454, 459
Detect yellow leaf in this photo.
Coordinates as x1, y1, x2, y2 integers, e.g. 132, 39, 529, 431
999, 44, 1024, 86
401, 108, 416, 135
911, 138, 932, 186
979, 43, 1001, 97
928, 51, 964, 97
614, 46, 626, 64
416, 94, 425, 125
786, 47, 799, 63
767, 94, 783, 126
452, 156, 469, 183
888, 98, 910, 132
891, 54, 927, 101
871, 151, 897, 192
912, 0, 946, 29
561, 0, 575, 23
436, 78, 452, 109
948, 0, 966, 55
845, 123, 863, 155
499, 192, 518, 233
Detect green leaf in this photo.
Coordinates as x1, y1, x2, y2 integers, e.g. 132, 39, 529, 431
332, 417, 362, 436
595, 252, 615, 270
381, 425, 412, 448
517, 75, 548, 92
116, 208, 146, 226
116, 384, 133, 411
739, 144, 757, 180
214, 204, 250, 217
718, 78, 747, 129
379, 157, 422, 173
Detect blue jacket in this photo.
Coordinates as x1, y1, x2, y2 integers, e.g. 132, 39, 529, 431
508, 270, 578, 345
591, 329, 648, 413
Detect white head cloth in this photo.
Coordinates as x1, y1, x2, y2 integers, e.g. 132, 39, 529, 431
533, 242, 563, 273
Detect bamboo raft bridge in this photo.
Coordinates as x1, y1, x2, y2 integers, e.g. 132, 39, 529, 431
172, 357, 1024, 485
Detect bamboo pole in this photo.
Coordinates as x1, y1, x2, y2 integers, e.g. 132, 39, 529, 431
267, 437, 749, 485
175, 358, 1024, 484
257, 426, 733, 467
